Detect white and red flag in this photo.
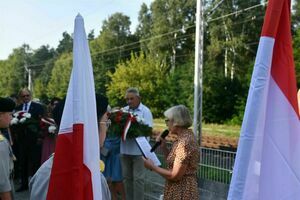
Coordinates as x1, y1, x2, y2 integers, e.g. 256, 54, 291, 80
228, 0, 300, 199
47, 14, 102, 200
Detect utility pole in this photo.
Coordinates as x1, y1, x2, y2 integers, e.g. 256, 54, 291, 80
193, 0, 204, 145
24, 64, 33, 92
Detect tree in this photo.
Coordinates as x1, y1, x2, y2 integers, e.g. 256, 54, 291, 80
146, 0, 196, 69
165, 58, 195, 110
88, 29, 95, 40
56, 32, 73, 55
292, 0, 300, 29
0, 44, 32, 96
107, 52, 168, 117
47, 53, 72, 98
30, 45, 56, 95
205, 0, 264, 79
90, 12, 137, 94
136, 3, 153, 52
202, 75, 246, 123
293, 27, 300, 88
0, 60, 10, 96
34, 78, 48, 102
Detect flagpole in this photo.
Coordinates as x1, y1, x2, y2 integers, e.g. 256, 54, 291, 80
193, 0, 204, 145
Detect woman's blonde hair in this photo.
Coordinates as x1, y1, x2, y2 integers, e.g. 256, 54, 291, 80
164, 105, 192, 128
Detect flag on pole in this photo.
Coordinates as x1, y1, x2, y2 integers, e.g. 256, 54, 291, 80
228, 0, 300, 199
46, 14, 102, 200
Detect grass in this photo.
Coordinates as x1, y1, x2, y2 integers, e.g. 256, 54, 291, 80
198, 166, 232, 184
153, 119, 241, 138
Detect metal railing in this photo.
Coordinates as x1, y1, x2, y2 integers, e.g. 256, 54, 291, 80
199, 147, 236, 183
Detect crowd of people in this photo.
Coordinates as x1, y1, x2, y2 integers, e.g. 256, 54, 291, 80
0, 87, 200, 200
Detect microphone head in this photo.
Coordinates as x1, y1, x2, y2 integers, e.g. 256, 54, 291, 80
161, 129, 169, 139
150, 130, 169, 152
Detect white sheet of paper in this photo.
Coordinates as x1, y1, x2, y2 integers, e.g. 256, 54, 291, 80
135, 136, 161, 166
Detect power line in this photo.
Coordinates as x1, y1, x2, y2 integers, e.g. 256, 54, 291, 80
208, 2, 267, 22
25, 3, 267, 68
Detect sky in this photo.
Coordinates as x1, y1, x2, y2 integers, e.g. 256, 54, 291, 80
0, 0, 153, 60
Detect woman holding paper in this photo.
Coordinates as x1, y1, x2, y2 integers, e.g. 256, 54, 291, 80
143, 105, 200, 200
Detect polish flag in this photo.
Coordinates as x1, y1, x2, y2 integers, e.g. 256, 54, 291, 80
46, 14, 102, 200
228, 0, 300, 199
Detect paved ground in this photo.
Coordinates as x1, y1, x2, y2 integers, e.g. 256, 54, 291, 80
15, 190, 29, 200
12, 170, 164, 200
14, 182, 29, 200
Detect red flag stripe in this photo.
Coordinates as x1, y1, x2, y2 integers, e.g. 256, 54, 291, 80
261, 0, 299, 117
261, 0, 284, 37
267, 0, 299, 117
47, 124, 93, 200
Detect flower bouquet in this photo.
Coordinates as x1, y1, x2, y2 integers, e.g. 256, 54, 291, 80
10, 111, 40, 133
107, 109, 152, 141
40, 117, 57, 138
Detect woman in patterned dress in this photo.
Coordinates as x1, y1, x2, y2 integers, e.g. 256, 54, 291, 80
143, 105, 200, 200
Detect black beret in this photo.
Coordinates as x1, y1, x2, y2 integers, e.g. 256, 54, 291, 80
0, 97, 16, 112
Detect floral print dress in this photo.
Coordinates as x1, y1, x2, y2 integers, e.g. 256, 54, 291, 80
163, 129, 200, 200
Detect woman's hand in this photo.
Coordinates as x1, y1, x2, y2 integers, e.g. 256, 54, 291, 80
98, 112, 109, 147
142, 157, 155, 171
100, 112, 109, 123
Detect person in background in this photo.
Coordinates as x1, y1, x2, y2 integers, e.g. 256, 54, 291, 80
49, 97, 61, 114
8, 94, 20, 181
0, 97, 16, 200
96, 94, 109, 148
29, 95, 111, 200
120, 87, 153, 200
143, 105, 200, 200
101, 107, 126, 200
14, 88, 45, 192
40, 97, 61, 164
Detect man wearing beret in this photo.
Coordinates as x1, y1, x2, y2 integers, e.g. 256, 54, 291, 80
0, 97, 16, 200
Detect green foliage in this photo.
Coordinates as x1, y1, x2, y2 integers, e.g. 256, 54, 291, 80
292, 0, 300, 29
90, 12, 137, 94
136, 3, 152, 52
165, 59, 194, 110
1, 0, 299, 125
107, 52, 168, 117
293, 27, 300, 88
56, 32, 73, 55
47, 53, 72, 98
148, 0, 196, 67
205, 0, 263, 79
34, 78, 48, 102
0, 60, 11, 96
0, 45, 30, 96
203, 75, 246, 123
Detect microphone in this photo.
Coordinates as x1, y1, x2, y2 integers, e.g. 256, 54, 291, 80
150, 129, 169, 152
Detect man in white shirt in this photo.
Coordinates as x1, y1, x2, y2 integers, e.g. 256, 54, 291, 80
120, 87, 153, 200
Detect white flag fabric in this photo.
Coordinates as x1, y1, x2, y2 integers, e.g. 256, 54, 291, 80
228, 0, 300, 199
47, 14, 101, 200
